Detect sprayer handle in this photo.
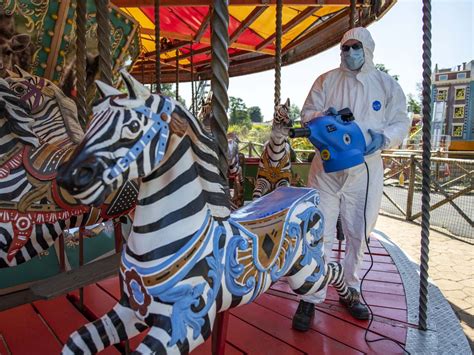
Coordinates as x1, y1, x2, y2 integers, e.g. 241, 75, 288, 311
289, 127, 311, 138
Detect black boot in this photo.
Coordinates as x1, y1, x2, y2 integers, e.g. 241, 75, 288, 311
339, 287, 370, 320
292, 300, 315, 331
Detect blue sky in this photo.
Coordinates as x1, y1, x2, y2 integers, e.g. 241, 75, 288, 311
180, 0, 473, 121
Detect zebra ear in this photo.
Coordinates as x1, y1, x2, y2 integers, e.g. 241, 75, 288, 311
6, 69, 19, 78
95, 80, 122, 97
14, 65, 30, 78
285, 97, 290, 107
119, 69, 150, 100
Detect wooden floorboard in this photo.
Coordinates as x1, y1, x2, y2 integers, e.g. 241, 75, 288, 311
0, 304, 62, 354
255, 293, 407, 354
0, 235, 411, 354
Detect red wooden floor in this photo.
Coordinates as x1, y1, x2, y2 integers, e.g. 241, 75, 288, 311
0, 235, 411, 354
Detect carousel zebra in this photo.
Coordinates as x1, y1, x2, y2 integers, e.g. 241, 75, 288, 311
5, 65, 84, 146
57, 71, 354, 354
252, 98, 293, 199
0, 72, 137, 267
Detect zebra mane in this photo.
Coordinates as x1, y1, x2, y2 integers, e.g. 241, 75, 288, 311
0, 79, 39, 147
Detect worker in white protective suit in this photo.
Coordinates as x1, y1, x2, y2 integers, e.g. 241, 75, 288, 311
292, 27, 410, 331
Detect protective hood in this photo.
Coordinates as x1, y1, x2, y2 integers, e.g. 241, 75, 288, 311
340, 27, 375, 73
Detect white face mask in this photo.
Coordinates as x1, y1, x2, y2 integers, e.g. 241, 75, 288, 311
342, 47, 365, 71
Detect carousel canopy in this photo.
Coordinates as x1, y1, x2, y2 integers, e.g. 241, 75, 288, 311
112, 0, 397, 83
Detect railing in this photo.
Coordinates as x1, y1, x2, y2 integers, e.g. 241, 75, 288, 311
381, 152, 473, 243
239, 142, 473, 243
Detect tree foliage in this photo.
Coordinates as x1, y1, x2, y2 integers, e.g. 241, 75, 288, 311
229, 96, 251, 127
289, 104, 301, 121
375, 63, 399, 81
248, 106, 263, 123
160, 83, 186, 105
407, 93, 421, 114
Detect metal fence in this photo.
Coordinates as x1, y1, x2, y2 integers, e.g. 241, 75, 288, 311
381, 152, 473, 243
240, 142, 473, 243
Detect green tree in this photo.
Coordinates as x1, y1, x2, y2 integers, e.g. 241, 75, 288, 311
407, 93, 421, 114
289, 104, 301, 121
229, 96, 251, 126
160, 83, 186, 105
375, 63, 399, 81
248, 106, 263, 123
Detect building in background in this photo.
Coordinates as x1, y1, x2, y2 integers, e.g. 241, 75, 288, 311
432, 60, 474, 150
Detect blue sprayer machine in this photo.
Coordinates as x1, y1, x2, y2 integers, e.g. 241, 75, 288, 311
289, 108, 366, 173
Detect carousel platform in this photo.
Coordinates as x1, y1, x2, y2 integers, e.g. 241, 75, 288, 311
0, 232, 468, 354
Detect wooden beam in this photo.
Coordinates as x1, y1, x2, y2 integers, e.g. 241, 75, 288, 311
163, 46, 211, 62
229, 6, 268, 44
30, 254, 120, 299
256, 7, 318, 50
194, 10, 211, 42
141, 28, 275, 55
113, 0, 358, 6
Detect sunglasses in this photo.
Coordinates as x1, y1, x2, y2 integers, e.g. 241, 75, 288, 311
341, 43, 363, 51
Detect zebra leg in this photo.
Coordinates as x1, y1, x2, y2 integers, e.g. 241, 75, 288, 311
132, 305, 217, 354
62, 301, 147, 354
252, 177, 270, 199
286, 260, 349, 300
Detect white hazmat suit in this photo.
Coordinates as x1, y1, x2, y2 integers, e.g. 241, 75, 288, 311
301, 27, 410, 303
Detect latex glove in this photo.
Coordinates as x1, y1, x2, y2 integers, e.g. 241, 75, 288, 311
324, 107, 338, 116
365, 129, 385, 155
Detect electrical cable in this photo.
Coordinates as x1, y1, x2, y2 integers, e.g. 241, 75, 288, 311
359, 161, 411, 355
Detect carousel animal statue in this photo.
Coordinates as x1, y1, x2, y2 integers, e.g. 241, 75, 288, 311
0, 69, 137, 267
199, 93, 244, 209
227, 132, 244, 209
57, 71, 354, 354
252, 98, 293, 199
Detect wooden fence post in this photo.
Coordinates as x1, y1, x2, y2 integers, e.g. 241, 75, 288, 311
406, 154, 416, 220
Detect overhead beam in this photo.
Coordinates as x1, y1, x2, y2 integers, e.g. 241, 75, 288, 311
256, 7, 319, 50
229, 5, 268, 44
113, 0, 360, 7
140, 27, 275, 55
194, 10, 211, 42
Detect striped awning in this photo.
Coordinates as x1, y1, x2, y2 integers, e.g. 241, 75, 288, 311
112, 0, 397, 83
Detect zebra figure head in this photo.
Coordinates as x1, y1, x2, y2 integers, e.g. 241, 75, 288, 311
5, 66, 83, 145
273, 97, 293, 133
0, 77, 39, 147
57, 70, 224, 209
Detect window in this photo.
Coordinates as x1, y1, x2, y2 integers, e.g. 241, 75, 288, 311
438, 74, 448, 81
452, 124, 464, 137
436, 88, 448, 101
455, 87, 466, 100
453, 105, 465, 119
457, 72, 467, 79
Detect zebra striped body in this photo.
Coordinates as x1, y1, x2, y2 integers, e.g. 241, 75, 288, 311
58, 72, 352, 354
253, 98, 293, 199
0, 72, 136, 267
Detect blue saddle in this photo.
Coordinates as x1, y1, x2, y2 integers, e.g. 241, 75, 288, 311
231, 186, 316, 222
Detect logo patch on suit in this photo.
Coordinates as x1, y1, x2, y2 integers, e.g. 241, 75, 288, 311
372, 100, 382, 111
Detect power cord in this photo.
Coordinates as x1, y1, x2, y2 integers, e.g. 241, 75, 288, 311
359, 161, 411, 355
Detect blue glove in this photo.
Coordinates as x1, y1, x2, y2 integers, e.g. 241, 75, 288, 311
365, 129, 385, 155
324, 107, 338, 116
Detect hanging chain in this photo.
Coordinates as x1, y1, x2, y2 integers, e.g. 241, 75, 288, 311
75, 0, 87, 128
95, 0, 113, 85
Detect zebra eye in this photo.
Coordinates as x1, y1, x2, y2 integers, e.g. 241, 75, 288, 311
129, 121, 140, 133
13, 86, 25, 94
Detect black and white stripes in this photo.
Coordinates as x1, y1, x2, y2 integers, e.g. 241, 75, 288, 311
58, 74, 350, 354
252, 98, 293, 199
